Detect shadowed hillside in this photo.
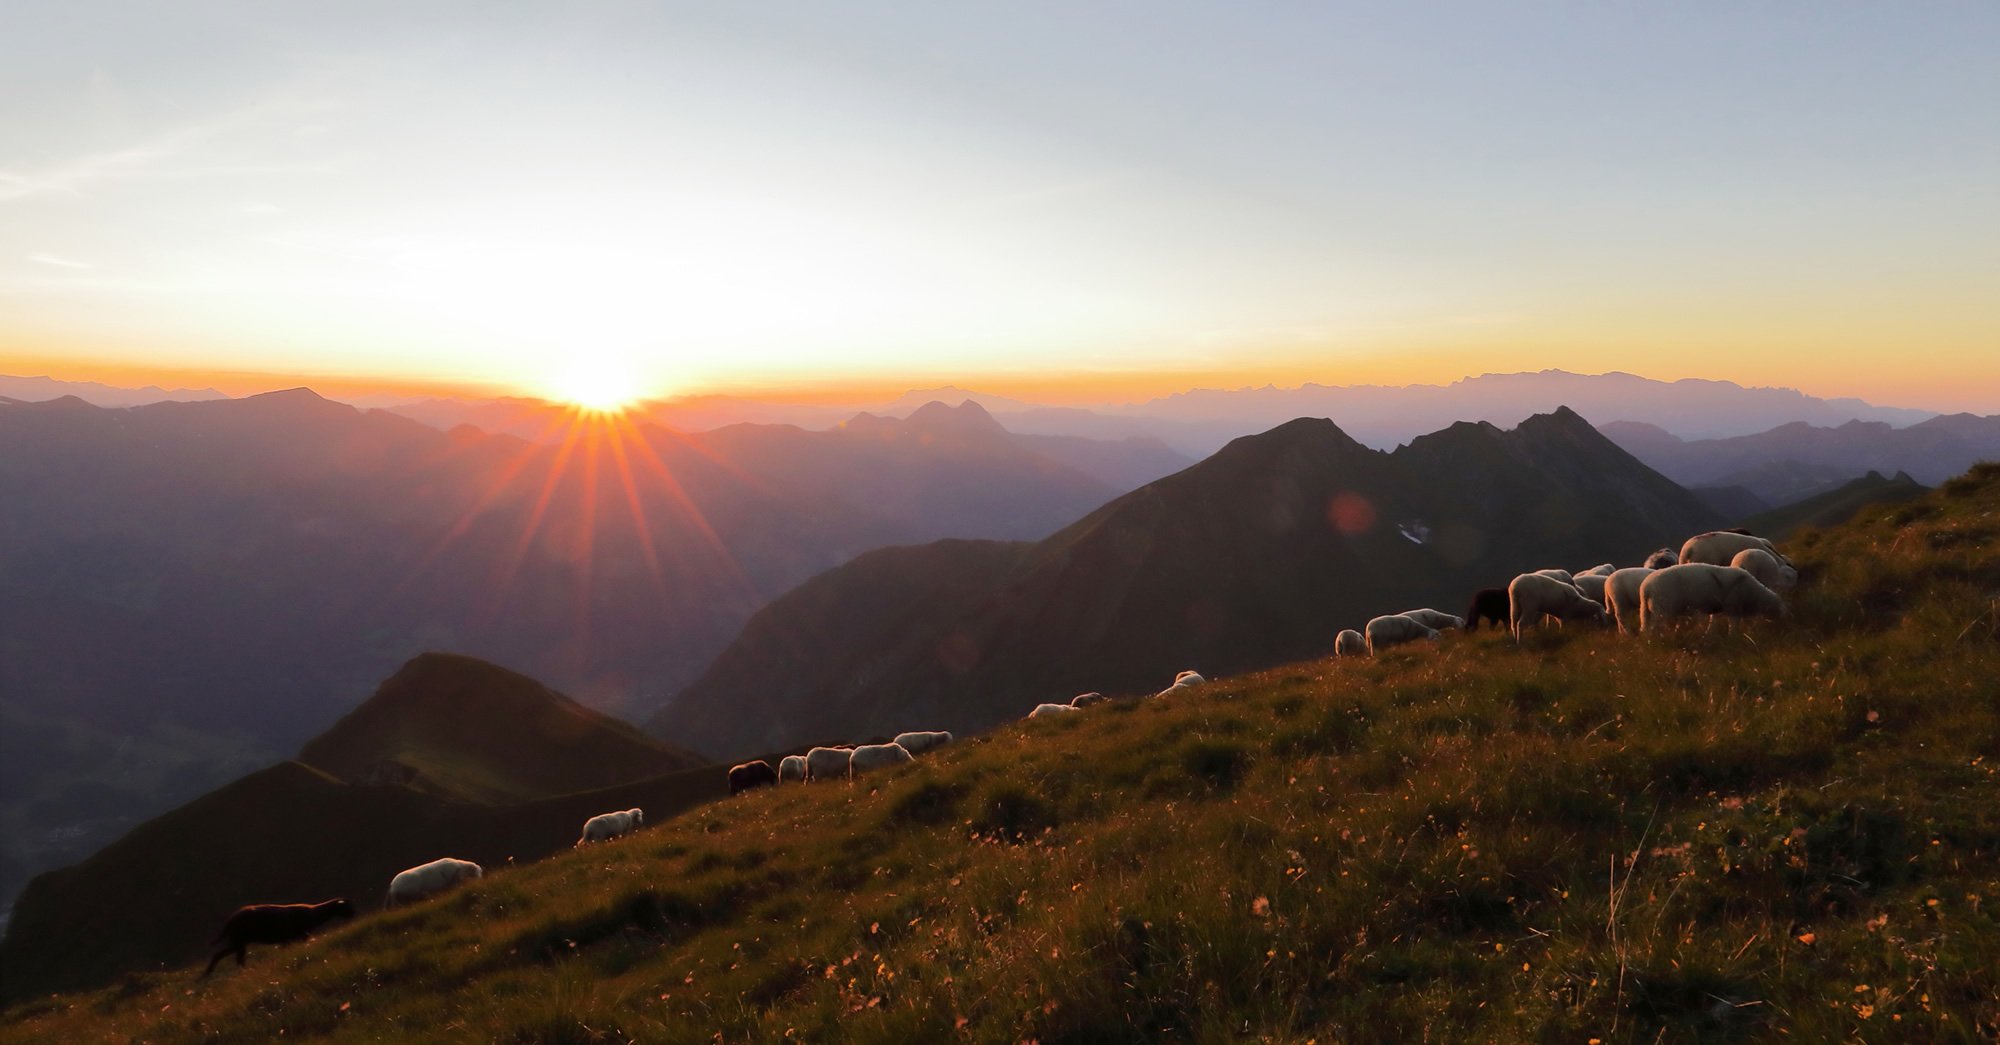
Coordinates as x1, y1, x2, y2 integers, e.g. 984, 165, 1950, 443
651, 407, 1720, 758
8, 463, 1999, 1040
1742, 471, 1929, 540
297, 654, 705, 803
0, 654, 737, 1002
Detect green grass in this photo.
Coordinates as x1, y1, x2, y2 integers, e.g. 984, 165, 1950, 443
9, 465, 2000, 1042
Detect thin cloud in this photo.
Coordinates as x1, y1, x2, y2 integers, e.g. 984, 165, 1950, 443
0, 98, 324, 204
27, 253, 92, 269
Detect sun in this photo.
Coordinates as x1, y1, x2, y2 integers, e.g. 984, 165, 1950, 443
547, 355, 644, 414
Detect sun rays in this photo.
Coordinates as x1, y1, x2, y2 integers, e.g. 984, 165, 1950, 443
381, 396, 770, 669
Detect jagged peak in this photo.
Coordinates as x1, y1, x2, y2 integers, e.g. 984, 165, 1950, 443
1509, 404, 1602, 439
904, 399, 1008, 434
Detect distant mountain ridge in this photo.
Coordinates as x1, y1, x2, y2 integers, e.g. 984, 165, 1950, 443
1097, 370, 1935, 452
379, 369, 1945, 459
0, 374, 227, 408
650, 406, 1721, 759
1601, 413, 2000, 495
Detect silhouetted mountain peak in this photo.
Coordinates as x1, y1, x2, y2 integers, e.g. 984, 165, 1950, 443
246, 386, 330, 404
1514, 404, 1597, 437
837, 410, 899, 434
905, 399, 1009, 436
13, 394, 99, 413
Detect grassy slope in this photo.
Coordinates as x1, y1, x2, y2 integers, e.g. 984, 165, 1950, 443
8, 467, 2000, 1042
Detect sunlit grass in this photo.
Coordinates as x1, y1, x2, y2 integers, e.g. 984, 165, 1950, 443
8, 465, 2000, 1041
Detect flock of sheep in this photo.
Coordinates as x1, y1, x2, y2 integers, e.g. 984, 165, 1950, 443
723, 729, 959, 794
198, 529, 1798, 976
1341, 528, 1799, 656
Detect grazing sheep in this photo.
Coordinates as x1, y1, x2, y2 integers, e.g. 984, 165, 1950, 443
1574, 571, 1610, 607
1029, 702, 1080, 717
1532, 568, 1577, 587
1644, 548, 1679, 570
1639, 563, 1785, 632
1730, 547, 1798, 592
1397, 608, 1466, 632
1152, 670, 1206, 698
385, 858, 482, 907
202, 899, 353, 977
1334, 629, 1366, 656
778, 754, 807, 782
1680, 530, 1785, 568
1508, 572, 1607, 641
728, 760, 779, 795
850, 742, 915, 773
1365, 613, 1441, 655
1576, 563, 1617, 578
1464, 588, 1510, 632
1604, 567, 1655, 634
577, 808, 645, 846
893, 730, 954, 754
1069, 692, 1109, 708
805, 746, 854, 781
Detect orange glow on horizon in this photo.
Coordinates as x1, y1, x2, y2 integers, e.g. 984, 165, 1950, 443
6, 342, 1999, 415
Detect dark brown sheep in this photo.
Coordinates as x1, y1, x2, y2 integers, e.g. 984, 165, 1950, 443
1464, 587, 1509, 631
202, 898, 354, 976
728, 759, 779, 795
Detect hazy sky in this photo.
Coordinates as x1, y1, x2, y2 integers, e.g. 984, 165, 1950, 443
2, 2, 1996, 406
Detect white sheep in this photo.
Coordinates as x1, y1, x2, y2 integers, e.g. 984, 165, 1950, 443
1603, 567, 1654, 635
1576, 563, 1617, 578
1396, 608, 1466, 631
1334, 629, 1366, 657
576, 808, 644, 846
778, 754, 807, 782
1508, 572, 1607, 641
385, 857, 482, 907
1574, 571, 1610, 607
1152, 670, 1206, 698
892, 731, 954, 755
1639, 563, 1785, 632
805, 746, 854, 781
1029, 702, 1080, 717
1532, 568, 1577, 587
1364, 613, 1441, 655
1643, 548, 1679, 570
850, 742, 915, 773
1679, 531, 1785, 568
1730, 547, 1798, 592
1069, 692, 1109, 708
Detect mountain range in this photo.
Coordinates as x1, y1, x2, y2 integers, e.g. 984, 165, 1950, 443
0, 374, 226, 408
371, 370, 1945, 457
0, 392, 1159, 922
1601, 413, 2000, 501
649, 406, 1721, 759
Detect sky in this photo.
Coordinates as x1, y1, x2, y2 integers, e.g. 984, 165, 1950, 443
2, 2, 1997, 409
